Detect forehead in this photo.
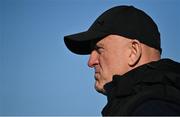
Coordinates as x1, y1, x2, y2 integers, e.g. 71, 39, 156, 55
96, 35, 130, 46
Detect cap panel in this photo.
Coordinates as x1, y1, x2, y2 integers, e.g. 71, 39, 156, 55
64, 5, 162, 55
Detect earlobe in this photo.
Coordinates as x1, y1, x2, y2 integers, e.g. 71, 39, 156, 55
128, 40, 142, 66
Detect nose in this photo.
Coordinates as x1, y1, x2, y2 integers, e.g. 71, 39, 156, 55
88, 50, 99, 68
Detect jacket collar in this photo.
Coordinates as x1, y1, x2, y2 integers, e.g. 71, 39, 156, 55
104, 59, 180, 101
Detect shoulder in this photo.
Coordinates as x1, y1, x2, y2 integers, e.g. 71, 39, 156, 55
131, 99, 180, 115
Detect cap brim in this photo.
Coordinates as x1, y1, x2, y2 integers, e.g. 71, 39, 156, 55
64, 31, 108, 55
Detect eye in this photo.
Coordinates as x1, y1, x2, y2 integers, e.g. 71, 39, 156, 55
94, 45, 104, 54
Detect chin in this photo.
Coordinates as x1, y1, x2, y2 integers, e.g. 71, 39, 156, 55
95, 83, 106, 95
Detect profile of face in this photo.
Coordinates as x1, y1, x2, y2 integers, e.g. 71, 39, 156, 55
88, 35, 135, 94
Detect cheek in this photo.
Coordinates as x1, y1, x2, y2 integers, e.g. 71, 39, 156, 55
99, 54, 110, 71
97, 55, 113, 80
99, 53, 115, 76
108, 51, 129, 75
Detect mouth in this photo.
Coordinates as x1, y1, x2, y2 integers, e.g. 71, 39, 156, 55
95, 68, 100, 73
94, 68, 100, 79
94, 72, 99, 80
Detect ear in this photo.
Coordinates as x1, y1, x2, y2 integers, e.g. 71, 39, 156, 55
128, 40, 142, 66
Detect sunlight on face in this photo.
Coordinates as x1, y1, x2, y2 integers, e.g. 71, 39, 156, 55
88, 35, 131, 94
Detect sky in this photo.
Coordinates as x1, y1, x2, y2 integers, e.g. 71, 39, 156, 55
0, 0, 180, 116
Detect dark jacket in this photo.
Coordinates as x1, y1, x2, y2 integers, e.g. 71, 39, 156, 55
102, 59, 180, 116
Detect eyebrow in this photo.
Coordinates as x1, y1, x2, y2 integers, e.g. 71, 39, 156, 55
90, 40, 104, 50
96, 43, 104, 47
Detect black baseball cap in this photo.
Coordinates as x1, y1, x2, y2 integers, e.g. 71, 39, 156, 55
64, 5, 161, 55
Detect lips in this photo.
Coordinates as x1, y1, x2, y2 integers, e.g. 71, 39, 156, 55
94, 67, 100, 80
95, 67, 100, 73
94, 70, 99, 79
94, 73, 99, 81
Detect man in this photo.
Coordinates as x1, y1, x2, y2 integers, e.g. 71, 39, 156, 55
64, 6, 180, 115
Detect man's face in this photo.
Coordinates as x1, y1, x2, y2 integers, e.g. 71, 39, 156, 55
88, 35, 131, 94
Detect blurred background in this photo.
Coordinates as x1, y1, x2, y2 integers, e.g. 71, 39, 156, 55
0, 0, 180, 116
